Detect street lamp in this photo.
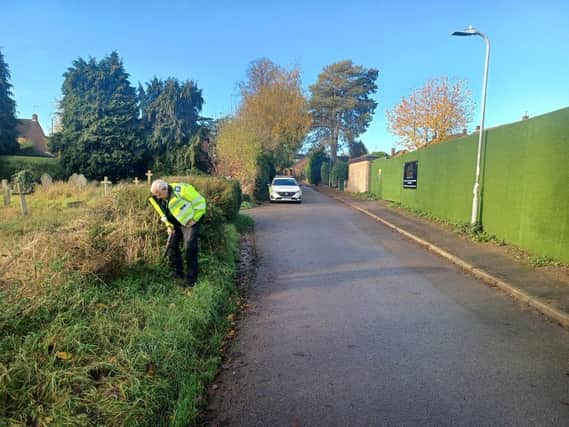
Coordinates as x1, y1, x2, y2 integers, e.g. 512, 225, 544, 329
452, 25, 490, 225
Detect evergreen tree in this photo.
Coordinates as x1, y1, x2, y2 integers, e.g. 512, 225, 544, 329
49, 52, 143, 180
139, 77, 204, 174
309, 60, 378, 161
0, 48, 19, 155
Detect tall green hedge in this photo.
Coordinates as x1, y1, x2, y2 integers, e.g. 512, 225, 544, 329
0, 155, 63, 181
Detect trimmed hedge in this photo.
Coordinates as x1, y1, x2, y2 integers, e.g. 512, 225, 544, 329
0, 155, 63, 181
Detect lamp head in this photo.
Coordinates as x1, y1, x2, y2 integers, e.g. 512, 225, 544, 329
452, 25, 479, 36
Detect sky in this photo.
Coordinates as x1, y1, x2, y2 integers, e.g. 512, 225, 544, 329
1, 0, 568, 153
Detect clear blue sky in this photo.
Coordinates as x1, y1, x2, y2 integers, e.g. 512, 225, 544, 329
2, 0, 568, 153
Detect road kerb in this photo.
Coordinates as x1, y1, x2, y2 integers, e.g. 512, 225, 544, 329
324, 191, 569, 330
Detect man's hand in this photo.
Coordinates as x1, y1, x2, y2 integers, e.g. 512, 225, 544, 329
167, 227, 175, 236
188, 220, 196, 227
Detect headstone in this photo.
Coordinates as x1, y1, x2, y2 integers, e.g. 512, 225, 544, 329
101, 176, 112, 195
75, 174, 87, 189
133, 177, 140, 185
2, 179, 10, 206
145, 170, 153, 184
40, 173, 53, 187
68, 173, 79, 184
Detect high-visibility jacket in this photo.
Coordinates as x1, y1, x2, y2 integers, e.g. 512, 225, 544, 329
149, 183, 206, 228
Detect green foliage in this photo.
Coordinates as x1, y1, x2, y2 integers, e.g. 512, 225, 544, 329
370, 151, 390, 158
49, 52, 144, 181
253, 153, 276, 201
11, 169, 35, 193
320, 162, 330, 186
139, 78, 209, 175
309, 60, 378, 161
0, 155, 63, 181
305, 147, 328, 185
330, 160, 348, 187
233, 213, 254, 234
0, 48, 19, 155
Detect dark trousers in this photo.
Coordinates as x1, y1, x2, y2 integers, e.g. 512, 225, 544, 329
167, 222, 200, 286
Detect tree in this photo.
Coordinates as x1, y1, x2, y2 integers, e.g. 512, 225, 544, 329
49, 52, 143, 180
139, 77, 206, 174
349, 140, 368, 158
386, 77, 474, 150
215, 59, 311, 196
239, 63, 312, 171
309, 60, 378, 162
0, 48, 19, 155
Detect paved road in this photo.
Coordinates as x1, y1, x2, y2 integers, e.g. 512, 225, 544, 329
207, 187, 569, 426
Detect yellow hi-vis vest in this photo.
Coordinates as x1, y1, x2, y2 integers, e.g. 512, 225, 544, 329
148, 183, 206, 228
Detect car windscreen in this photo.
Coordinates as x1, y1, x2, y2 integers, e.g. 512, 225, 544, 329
273, 179, 297, 186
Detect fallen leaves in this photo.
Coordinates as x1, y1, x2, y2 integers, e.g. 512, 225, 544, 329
56, 351, 72, 361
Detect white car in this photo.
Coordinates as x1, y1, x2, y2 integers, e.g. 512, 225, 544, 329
268, 176, 302, 203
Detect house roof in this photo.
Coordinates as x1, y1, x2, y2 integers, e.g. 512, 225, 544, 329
16, 114, 48, 154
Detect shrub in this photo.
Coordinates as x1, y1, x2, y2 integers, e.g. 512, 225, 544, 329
331, 160, 348, 187
320, 162, 330, 186
305, 147, 327, 185
0, 155, 63, 181
11, 169, 35, 193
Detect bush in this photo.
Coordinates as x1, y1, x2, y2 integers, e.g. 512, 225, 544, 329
320, 162, 330, 186
253, 154, 275, 201
331, 160, 348, 187
305, 148, 327, 185
11, 169, 35, 193
0, 155, 63, 181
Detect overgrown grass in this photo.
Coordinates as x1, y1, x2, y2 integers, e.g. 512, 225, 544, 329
0, 182, 247, 426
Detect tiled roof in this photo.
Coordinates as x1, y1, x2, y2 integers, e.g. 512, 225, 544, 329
16, 115, 48, 154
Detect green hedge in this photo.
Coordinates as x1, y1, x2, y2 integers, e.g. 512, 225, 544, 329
0, 155, 63, 181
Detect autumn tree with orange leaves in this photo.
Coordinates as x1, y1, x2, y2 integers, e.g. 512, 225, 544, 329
216, 59, 311, 195
387, 77, 474, 150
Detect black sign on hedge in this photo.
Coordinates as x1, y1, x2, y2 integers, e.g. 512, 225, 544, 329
403, 161, 418, 189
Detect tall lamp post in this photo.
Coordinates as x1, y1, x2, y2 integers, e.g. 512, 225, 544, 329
452, 25, 490, 225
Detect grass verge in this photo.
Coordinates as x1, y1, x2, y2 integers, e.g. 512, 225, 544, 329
0, 185, 247, 426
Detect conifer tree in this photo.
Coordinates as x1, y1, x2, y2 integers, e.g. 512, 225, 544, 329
50, 52, 143, 179
0, 48, 19, 155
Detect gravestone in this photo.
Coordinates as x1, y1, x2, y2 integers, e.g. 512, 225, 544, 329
100, 176, 112, 195
145, 170, 153, 184
2, 179, 10, 206
68, 173, 79, 184
69, 173, 87, 189
133, 177, 140, 185
41, 173, 53, 187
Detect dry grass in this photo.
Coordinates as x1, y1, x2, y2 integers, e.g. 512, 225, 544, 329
0, 179, 244, 426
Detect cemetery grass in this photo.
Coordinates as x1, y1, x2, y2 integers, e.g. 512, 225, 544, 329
0, 182, 243, 426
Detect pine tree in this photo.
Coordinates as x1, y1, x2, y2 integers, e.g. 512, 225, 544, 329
0, 48, 19, 155
50, 52, 144, 179
309, 60, 378, 161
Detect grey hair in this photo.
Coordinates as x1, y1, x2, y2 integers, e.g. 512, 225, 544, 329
150, 179, 168, 193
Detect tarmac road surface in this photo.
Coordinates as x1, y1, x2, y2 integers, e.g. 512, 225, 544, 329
207, 186, 569, 427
